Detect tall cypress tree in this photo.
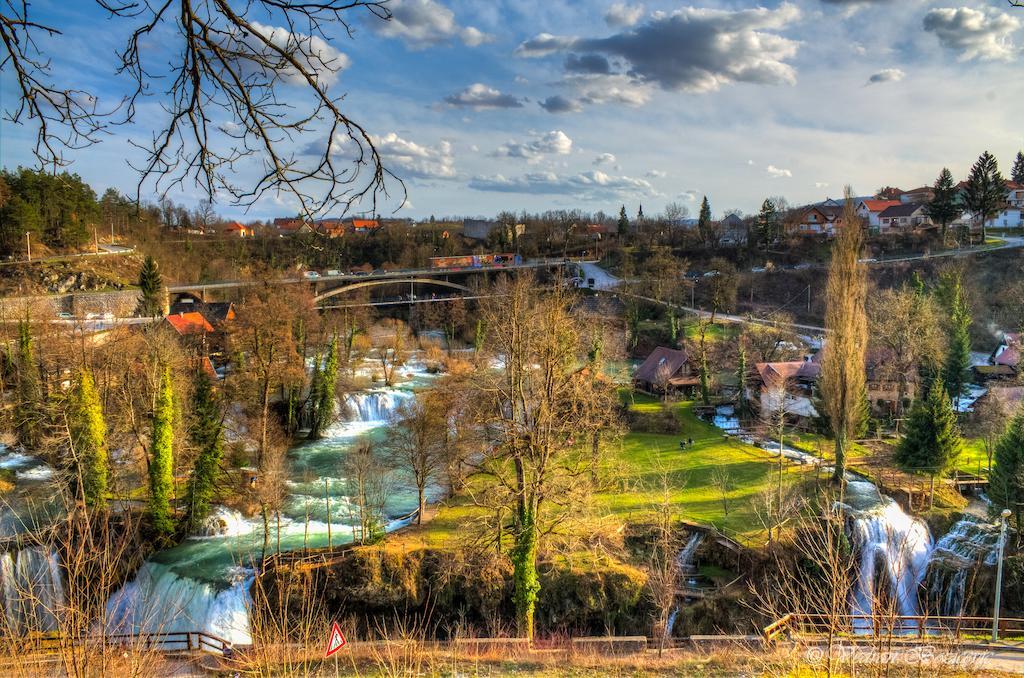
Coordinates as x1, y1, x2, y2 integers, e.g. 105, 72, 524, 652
963, 151, 1005, 242
308, 337, 339, 439
15, 320, 43, 449
989, 408, 1024, 528
148, 367, 175, 538
182, 369, 223, 532
137, 255, 165, 317
756, 198, 778, 246
942, 274, 971, 404
1011, 151, 1024, 185
69, 369, 109, 506
617, 205, 629, 235
894, 376, 962, 472
697, 196, 713, 247
923, 168, 962, 242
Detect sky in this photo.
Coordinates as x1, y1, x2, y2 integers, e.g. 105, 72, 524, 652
1, 0, 1023, 221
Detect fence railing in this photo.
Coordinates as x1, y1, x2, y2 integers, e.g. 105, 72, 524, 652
763, 613, 1024, 643
16, 630, 234, 656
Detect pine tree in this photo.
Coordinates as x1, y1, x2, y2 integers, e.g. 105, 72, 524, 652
894, 376, 962, 473
756, 198, 778, 247
617, 205, 629, 235
182, 369, 223, 533
697, 196, 713, 247
69, 369, 109, 506
308, 337, 339, 439
820, 194, 868, 482
963, 151, 1005, 242
1012, 151, 1024, 185
137, 255, 165, 317
15, 320, 43, 449
148, 367, 175, 538
989, 408, 1024, 528
942, 274, 971, 404
923, 168, 963, 242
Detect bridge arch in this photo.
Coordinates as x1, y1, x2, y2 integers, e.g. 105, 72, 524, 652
314, 277, 474, 303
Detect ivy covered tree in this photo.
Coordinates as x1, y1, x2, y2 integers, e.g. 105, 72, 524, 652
69, 369, 109, 506
148, 367, 176, 539
895, 376, 962, 473
962, 151, 1005, 242
14, 320, 43, 449
308, 337, 339, 440
182, 370, 223, 533
923, 168, 963, 242
989, 408, 1024, 528
942, 273, 971, 404
137, 255, 165, 317
1012, 150, 1024, 185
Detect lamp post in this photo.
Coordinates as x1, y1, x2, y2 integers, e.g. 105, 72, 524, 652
992, 508, 1012, 643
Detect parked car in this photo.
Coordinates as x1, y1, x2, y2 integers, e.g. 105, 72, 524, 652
57, 312, 74, 320
326, 269, 341, 276
702, 270, 719, 278
303, 271, 321, 279
858, 257, 878, 264
751, 266, 767, 273
102, 312, 114, 320
794, 263, 814, 270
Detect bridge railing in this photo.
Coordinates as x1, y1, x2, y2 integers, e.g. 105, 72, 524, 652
17, 630, 234, 656
763, 613, 1024, 643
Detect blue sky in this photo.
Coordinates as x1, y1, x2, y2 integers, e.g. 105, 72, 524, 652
2, 0, 1023, 221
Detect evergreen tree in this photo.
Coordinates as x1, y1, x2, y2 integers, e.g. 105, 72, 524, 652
137, 255, 165, 316
923, 168, 963, 242
182, 369, 223, 533
14, 320, 43, 449
617, 205, 629, 235
963, 151, 1005, 242
308, 337, 339, 439
756, 198, 778, 247
894, 376, 962, 472
1012, 151, 1024, 185
942, 274, 971, 404
989, 408, 1024, 527
148, 367, 175, 538
69, 369, 109, 506
697, 196, 713, 247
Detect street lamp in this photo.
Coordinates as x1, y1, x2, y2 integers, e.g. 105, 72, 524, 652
992, 508, 1012, 643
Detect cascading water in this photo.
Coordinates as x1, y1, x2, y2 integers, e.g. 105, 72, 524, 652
0, 547, 66, 635
926, 517, 1002, 616
664, 532, 705, 638
341, 390, 414, 424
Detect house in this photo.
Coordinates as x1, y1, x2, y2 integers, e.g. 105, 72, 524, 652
633, 347, 699, 394
168, 298, 236, 327
585, 223, 614, 238
718, 213, 748, 246
789, 204, 843, 235
900, 187, 935, 204
877, 187, 904, 201
984, 206, 1023, 229
462, 219, 525, 241
273, 218, 313, 236
1007, 181, 1024, 209
991, 332, 1021, 372
877, 203, 933, 232
223, 221, 252, 238
856, 199, 902, 230
164, 311, 214, 337
351, 219, 381, 233
752, 358, 820, 419
316, 219, 346, 238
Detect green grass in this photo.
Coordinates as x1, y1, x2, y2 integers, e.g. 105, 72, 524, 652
956, 437, 992, 477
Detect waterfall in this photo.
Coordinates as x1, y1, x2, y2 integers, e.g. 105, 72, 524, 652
194, 507, 258, 539
927, 518, 1002, 616
342, 390, 414, 423
105, 562, 253, 646
665, 532, 705, 638
0, 547, 66, 635
845, 494, 932, 630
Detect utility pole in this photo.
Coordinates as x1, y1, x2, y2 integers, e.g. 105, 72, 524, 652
807, 286, 811, 313
94, 226, 99, 253
25, 232, 31, 262
992, 508, 1011, 642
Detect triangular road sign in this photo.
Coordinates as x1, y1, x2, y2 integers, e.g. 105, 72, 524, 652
325, 621, 347, 657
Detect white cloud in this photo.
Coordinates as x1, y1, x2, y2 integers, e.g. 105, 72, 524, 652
867, 68, 905, 84
923, 7, 1020, 62
680, 190, 700, 202
322, 131, 455, 180
244, 22, 349, 87
517, 4, 801, 94
374, 0, 493, 49
494, 130, 574, 160
815, 181, 830, 188
594, 153, 617, 166
767, 165, 792, 178
646, 169, 666, 178
567, 73, 654, 107
444, 83, 524, 109
605, 3, 645, 28
469, 170, 654, 198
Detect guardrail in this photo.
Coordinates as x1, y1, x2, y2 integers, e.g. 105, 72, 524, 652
763, 613, 1024, 643
18, 630, 233, 656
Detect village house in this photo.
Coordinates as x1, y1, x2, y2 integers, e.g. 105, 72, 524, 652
899, 186, 935, 204
789, 204, 842, 236
856, 199, 902, 230
751, 358, 820, 419
351, 218, 381, 233
878, 203, 933, 233
316, 219, 346, 238
222, 221, 253, 238
990, 332, 1021, 373
273, 218, 313, 237
633, 347, 699, 395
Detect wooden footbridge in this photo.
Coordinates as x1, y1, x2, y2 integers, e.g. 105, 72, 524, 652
763, 613, 1024, 644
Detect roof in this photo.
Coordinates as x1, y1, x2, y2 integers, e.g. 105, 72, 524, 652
993, 333, 1021, 368
755, 359, 821, 388
859, 200, 901, 213
165, 312, 214, 336
634, 347, 690, 384
224, 221, 247, 232
274, 218, 309, 231
902, 186, 934, 195
352, 219, 380, 229
879, 203, 925, 218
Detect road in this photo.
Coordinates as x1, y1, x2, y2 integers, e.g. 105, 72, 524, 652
0, 244, 135, 268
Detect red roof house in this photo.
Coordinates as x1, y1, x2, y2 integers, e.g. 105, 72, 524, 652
165, 312, 215, 336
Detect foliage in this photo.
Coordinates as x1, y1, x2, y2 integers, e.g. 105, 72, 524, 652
148, 367, 176, 539
69, 369, 109, 506
962, 150, 1005, 241
0, 167, 96, 255
941, 272, 971, 403
307, 337, 339, 440
697, 196, 713, 247
819, 196, 868, 482
756, 198, 780, 246
136, 255, 165, 317
895, 376, 962, 473
617, 205, 629, 235
923, 168, 962, 241
989, 408, 1024, 528
1013, 150, 1024, 185
14, 320, 43, 449
182, 369, 224, 533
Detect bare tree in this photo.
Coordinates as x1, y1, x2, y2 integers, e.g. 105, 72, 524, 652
1, 1, 398, 216
710, 465, 735, 516
343, 438, 392, 544
373, 318, 408, 387
387, 400, 444, 525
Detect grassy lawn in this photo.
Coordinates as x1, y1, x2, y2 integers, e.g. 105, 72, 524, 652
395, 395, 815, 550
956, 437, 992, 477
